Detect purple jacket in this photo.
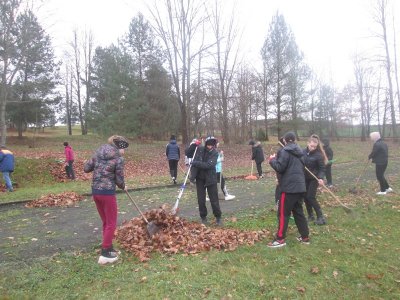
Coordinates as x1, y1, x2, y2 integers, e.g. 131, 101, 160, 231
84, 144, 125, 194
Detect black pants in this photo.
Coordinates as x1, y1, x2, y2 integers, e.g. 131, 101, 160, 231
168, 160, 178, 179
305, 178, 323, 218
376, 163, 389, 192
276, 192, 309, 240
256, 162, 263, 176
196, 178, 221, 219
325, 164, 332, 185
216, 172, 226, 195
65, 160, 75, 179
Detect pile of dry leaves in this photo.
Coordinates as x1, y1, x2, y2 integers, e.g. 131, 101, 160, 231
25, 191, 85, 208
116, 206, 269, 262
49, 160, 91, 182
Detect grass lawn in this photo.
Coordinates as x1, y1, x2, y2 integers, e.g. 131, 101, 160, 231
1, 128, 400, 299
1, 199, 400, 299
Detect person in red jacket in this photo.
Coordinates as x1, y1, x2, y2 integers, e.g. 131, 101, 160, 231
63, 142, 76, 180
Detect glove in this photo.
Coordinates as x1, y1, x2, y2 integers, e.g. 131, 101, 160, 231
327, 160, 333, 165
195, 140, 201, 145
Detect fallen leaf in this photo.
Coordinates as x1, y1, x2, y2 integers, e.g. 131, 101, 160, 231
139, 276, 147, 283
310, 267, 320, 274
333, 271, 339, 279
366, 273, 383, 280
296, 286, 306, 293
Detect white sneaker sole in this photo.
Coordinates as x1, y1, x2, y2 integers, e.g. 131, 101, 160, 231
98, 255, 118, 265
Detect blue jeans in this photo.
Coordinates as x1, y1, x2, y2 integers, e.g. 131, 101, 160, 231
2, 171, 13, 191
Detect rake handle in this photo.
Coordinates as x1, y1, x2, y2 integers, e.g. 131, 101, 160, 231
125, 190, 149, 224
277, 141, 351, 211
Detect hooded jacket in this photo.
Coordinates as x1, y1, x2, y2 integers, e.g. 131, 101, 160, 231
323, 141, 333, 162
0, 149, 14, 172
251, 141, 265, 163
84, 144, 125, 194
269, 142, 306, 193
368, 138, 388, 165
166, 139, 180, 160
303, 147, 325, 180
190, 145, 218, 186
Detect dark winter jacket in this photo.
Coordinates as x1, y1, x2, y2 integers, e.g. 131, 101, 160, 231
323, 143, 333, 165
251, 142, 265, 163
269, 142, 306, 193
84, 144, 125, 195
190, 146, 218, 186
368, 138, 388, 165
303, 148, 325, 180
166, 139, 180, 161
0, 149, 14, 172
185, 143, 197, 158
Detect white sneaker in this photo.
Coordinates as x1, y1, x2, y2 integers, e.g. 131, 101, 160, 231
225, 194, 236, 201
206, 197, 210, 201
386, 187, 393, 193
98, 255, 118, 265
376, 191, 387, 195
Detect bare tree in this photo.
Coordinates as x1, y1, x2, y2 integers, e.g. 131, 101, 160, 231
70, 29, 85, 135
207, 0, 240, 144
148, 0, 209, 144
373, 0, 397, 139
82, 30, 94, 135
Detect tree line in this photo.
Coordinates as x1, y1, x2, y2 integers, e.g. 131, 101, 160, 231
1, 0, 399, 145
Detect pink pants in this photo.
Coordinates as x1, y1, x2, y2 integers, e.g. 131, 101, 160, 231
93, 194, 117, 249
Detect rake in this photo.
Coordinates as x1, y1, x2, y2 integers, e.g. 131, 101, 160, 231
277, 141, 352, 213
349, 160, 370, 194
171, 145, 199, 215
245, 161, 258, 180
125, 190, 160, 237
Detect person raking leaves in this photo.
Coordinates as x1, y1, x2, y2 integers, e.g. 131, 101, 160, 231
190, 136, 223, 226
84, 135, 129, 265
267, 132, 310, 248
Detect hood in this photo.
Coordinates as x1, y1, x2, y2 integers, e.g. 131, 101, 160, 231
96, 144, 120, 161
322, 139, 330, 146
284, 143, 304, 158
65, 145, 72, 150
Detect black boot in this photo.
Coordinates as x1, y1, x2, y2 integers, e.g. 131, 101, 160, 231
314, 217, 327, 225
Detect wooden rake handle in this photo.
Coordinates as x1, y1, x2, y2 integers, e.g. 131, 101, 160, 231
277, 141, 351, 212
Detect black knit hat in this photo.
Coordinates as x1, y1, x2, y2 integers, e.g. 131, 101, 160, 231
248, 140, 255, 146
205, 136, 217, 146
113, 136, 129, 149
284, 131, 296, 143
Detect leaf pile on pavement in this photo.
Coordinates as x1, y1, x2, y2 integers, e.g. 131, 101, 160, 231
116, 205, 269, 262
49, 160, 91, 182
25, 191, 85, 208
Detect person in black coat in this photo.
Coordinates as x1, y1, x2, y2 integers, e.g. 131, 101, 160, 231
322, 139, 334, 187
368, 132, 392, 195
190, 136, 223, 226
267, 132, 309, 248
249, 140, 265, 178
166, 135, 180, 184
304, 134, 327, 225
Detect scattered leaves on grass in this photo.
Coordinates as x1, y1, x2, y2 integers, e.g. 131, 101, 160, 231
116, 205, 269, 262
296, 286, 306, 293
49, 160, 91, 182
25, 192, 84, 208
310, 266, 320, 274
366, 273, 384, 280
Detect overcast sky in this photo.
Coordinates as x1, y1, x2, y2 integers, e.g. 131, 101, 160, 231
37, 0, 400, 88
